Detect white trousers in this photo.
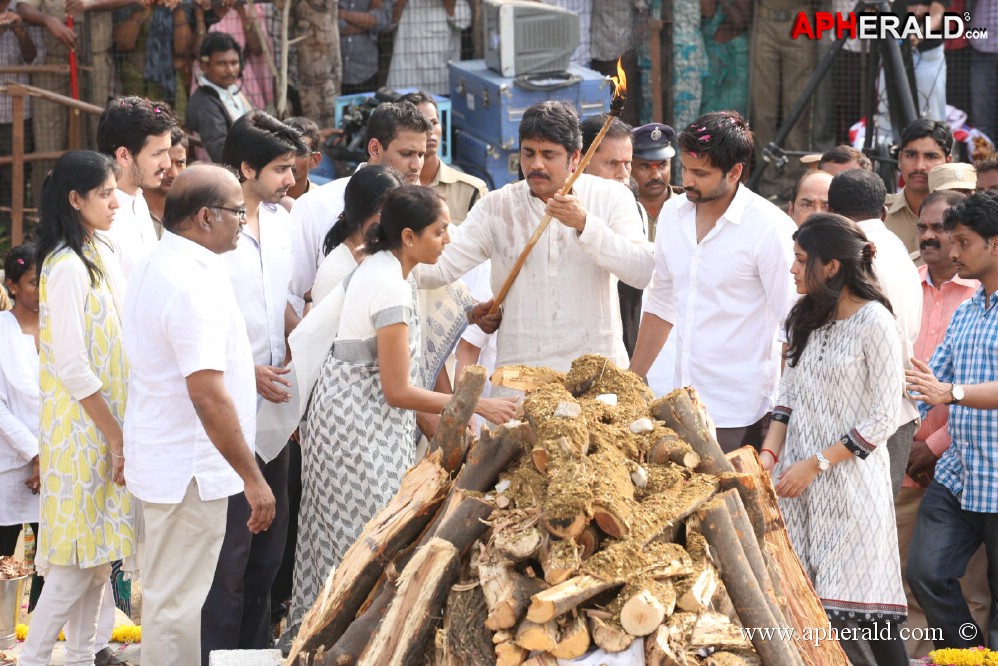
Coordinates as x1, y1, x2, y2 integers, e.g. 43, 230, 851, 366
140, 479, 228, 666
18, 562, 111, 666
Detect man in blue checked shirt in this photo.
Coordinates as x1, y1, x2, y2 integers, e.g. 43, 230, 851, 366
904, 190, 998, 650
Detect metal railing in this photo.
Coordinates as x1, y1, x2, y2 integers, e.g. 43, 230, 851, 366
0, 75, 104, 246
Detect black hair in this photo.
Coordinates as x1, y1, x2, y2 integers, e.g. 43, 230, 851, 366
323, 165, 405, 255
580, 115, 632, 154
222, 110, 307, 180
677, 111, 753, 175
96, 96, 177, 159
35, 151, 116, 287
819, 145, 872, 171
900, 119, 954, 156
790, 169, 831, 204
784, 214, 892, 367
364, 185, 445, 254
3, 243, 36, 297
367, 102, 432, 154
519, 101, 582, 154
162, 165, 237, 231
397, 91, 437, 111
942, 190, 998, 239
827, 169, 887, 221
284, 116, 320, 153
974, 154, 998, 177
199, 31, 242, 62
922, 189, 967, 212
170, 125, 189, 148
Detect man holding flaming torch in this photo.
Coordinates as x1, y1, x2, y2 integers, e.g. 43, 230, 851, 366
415, 92, 652, 379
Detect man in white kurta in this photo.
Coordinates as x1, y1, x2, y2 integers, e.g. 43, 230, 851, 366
416, 101, 654, 373
202, 110, 304, 661
123, 165, 275, 666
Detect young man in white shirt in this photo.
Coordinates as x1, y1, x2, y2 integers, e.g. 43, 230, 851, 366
200, 110, 305, 662
95, 95, 176, 279
828, 167, 923, 496
630, 111, 797, 452
288, 101, 432, 312
416, 100, 654, 374
122, 165, 276, 666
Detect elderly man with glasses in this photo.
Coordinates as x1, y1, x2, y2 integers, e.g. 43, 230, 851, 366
122, 163, 276, 666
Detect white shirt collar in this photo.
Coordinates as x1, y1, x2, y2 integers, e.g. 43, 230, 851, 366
160, 229, 224, 268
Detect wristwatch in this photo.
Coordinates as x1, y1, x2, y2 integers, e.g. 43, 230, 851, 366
949, 384, 965, 405
816, 451, 831, 472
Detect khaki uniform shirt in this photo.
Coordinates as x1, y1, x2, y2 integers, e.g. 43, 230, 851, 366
885, 189, 923, 261
431, 161, 488, 225
643, 185, 685, 242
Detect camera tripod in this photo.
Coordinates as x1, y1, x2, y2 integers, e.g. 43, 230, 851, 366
746, 0, 920, 191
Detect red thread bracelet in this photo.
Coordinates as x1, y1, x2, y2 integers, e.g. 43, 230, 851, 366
760, 448, 779, 463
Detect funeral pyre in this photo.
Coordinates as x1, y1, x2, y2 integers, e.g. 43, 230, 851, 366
284, 355, 848, 666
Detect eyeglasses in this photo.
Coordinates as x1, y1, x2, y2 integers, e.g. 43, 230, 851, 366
210, 205, 247, 221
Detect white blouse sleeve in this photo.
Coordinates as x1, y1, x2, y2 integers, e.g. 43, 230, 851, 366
0, 372, 37, 462
844, 309, 904, 459
46, 256, 104, 401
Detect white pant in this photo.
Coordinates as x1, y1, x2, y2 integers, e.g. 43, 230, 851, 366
140, 479, 228, 666
18, 563, 111, 666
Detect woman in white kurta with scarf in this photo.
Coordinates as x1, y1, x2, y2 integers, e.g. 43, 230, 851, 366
0, 244, 41, 556
761, 214, 907, 665
19, 151, 137, 666
287, 186, 518, 640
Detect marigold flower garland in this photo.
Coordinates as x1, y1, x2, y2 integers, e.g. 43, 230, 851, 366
15, 624, 141, 644
928, 647, 998, 665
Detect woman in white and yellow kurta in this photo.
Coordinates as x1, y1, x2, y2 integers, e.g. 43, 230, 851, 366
20, 151, 138, 666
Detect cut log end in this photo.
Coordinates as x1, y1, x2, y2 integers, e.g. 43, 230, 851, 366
542, 513, 588, 539
589, 615, 637, 653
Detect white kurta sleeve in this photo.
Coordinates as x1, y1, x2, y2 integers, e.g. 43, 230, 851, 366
575, 185, 654, 289
46, 257, 104, 401
844, 311, 904, 459
415, 201, 494, 290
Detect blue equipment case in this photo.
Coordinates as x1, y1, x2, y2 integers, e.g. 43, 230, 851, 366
448, 59, 611, 150
453, 128, 521, 190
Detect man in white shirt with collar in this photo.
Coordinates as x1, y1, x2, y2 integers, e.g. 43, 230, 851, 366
96, 95, 175, 280
828, 167, 923, 496
630, 111, 797, 452
416, 100, 654, 374
200, 109, 304, 662
186, 32, 253, 163
288, 101, 431, 312
122, 164, 275, 666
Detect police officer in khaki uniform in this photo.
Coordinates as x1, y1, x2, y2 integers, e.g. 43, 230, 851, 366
631, 122, 683, 242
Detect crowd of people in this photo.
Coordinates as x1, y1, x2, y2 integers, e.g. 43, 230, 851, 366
0, 81, 997, 665
0, 4, 997, 666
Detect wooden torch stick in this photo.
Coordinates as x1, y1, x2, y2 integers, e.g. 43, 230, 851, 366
488, 61, 627, 315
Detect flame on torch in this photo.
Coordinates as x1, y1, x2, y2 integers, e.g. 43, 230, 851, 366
608, 57, 627, 117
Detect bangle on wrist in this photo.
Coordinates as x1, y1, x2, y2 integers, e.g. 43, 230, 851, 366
760, 447, 779, 463
110, 451, 124, 459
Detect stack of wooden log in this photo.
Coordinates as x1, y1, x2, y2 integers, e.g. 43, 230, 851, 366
284, 355, 848, 666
